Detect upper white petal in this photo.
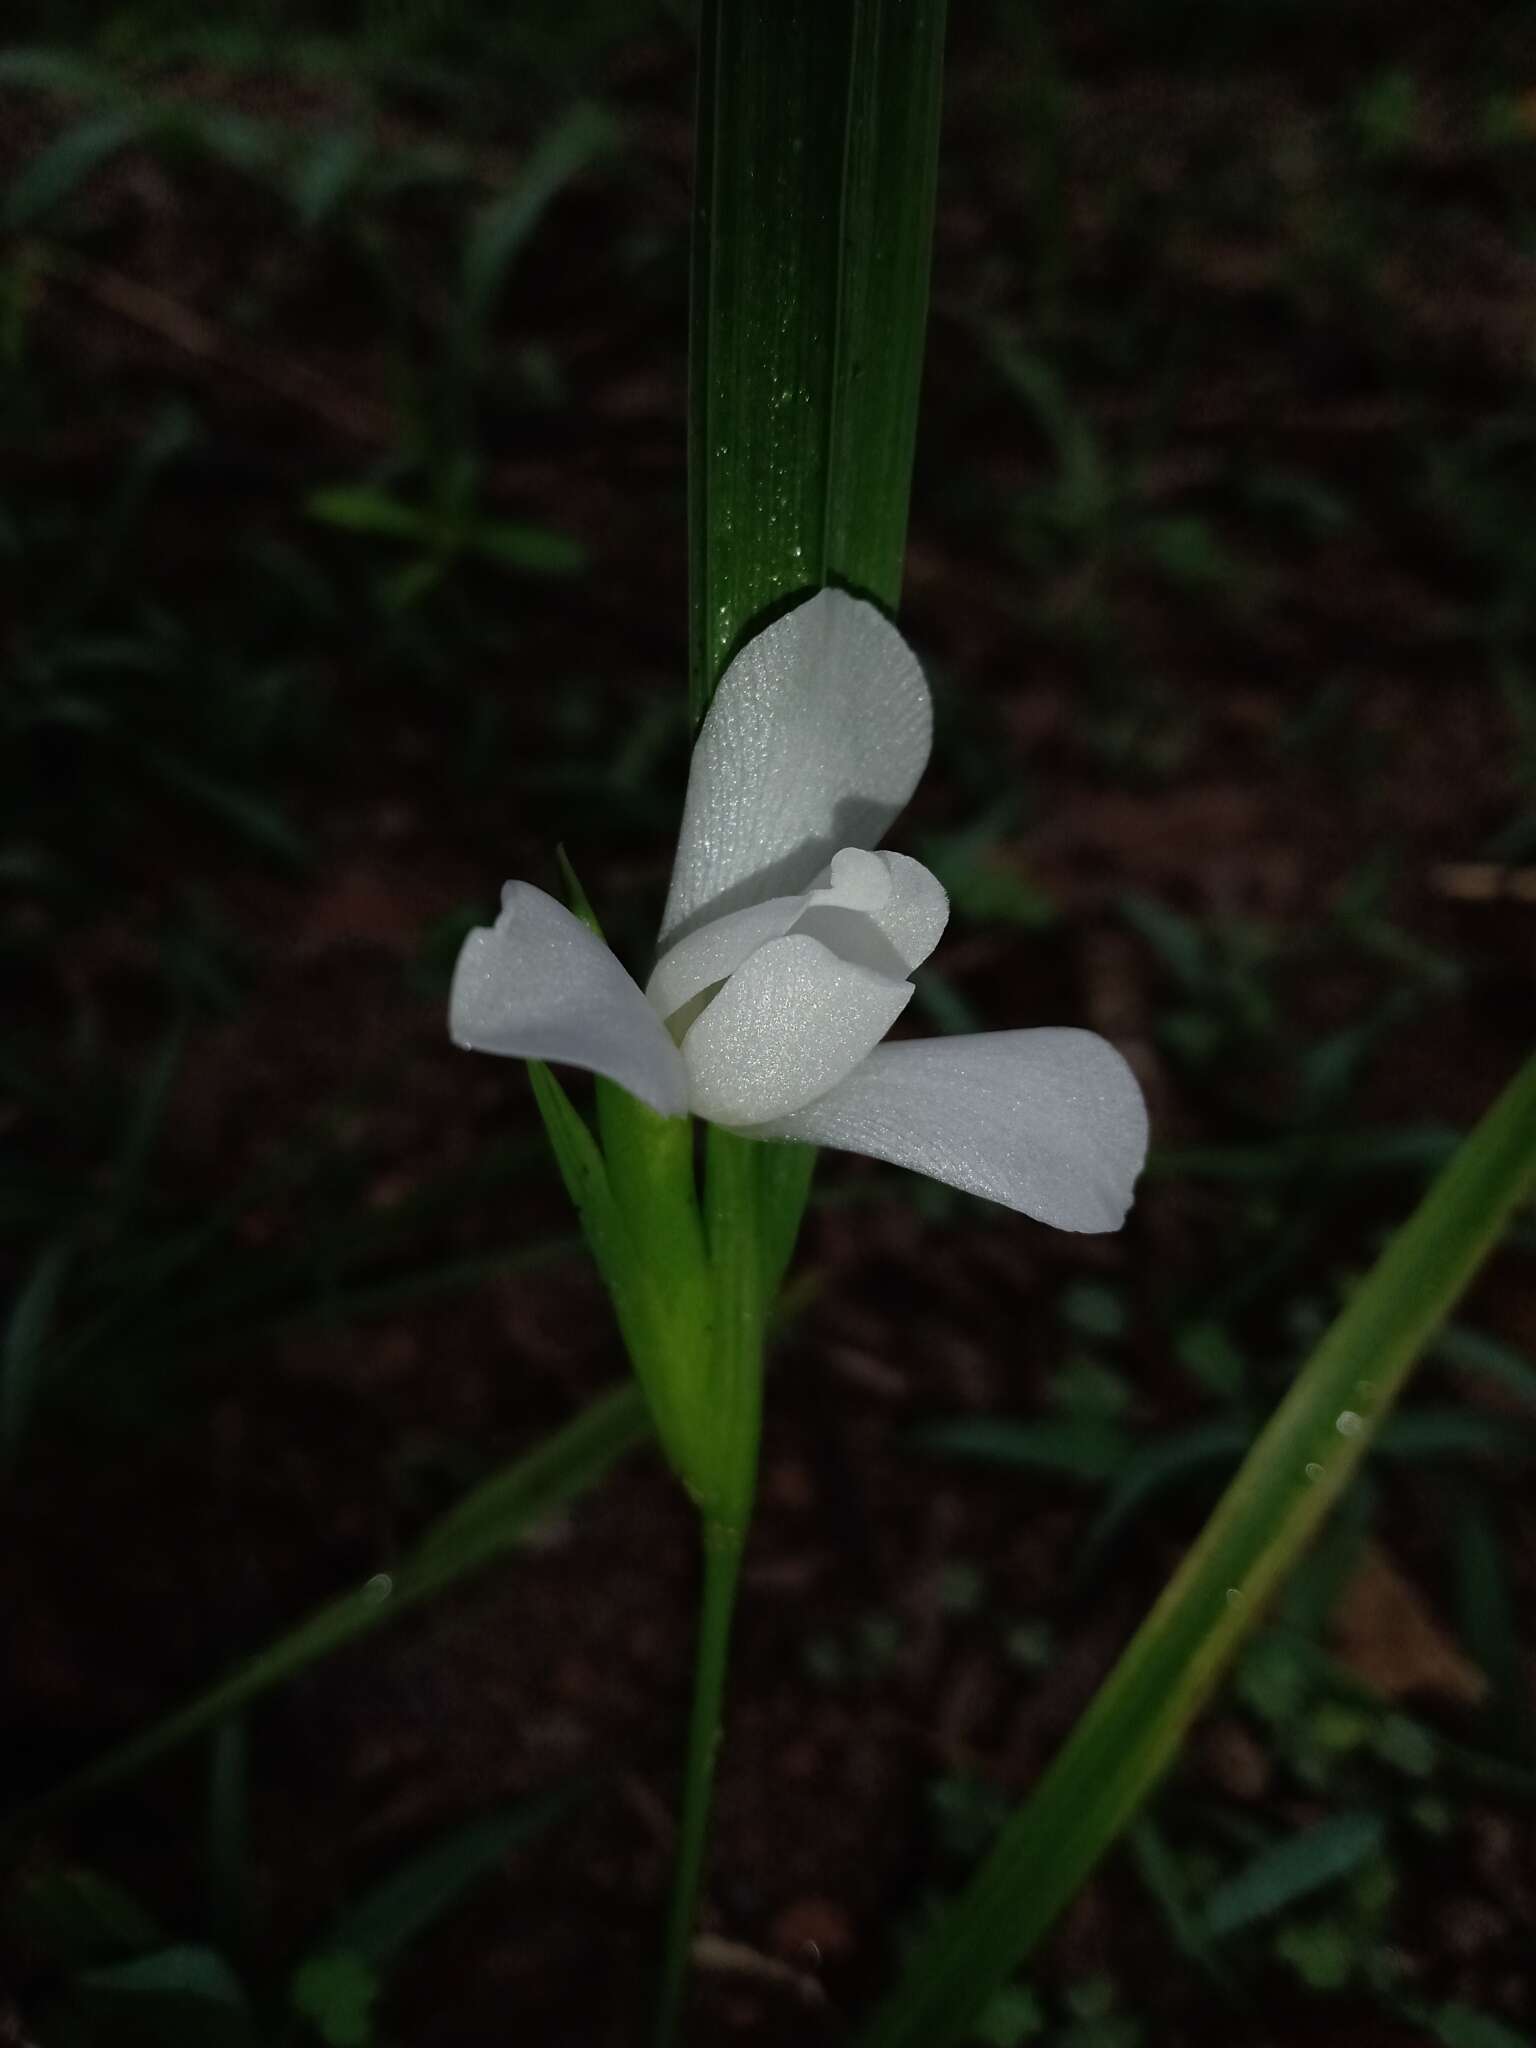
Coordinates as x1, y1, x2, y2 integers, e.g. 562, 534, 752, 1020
660, 589, 932, 948
450, 882, 689, 1117
679, 932, 912, 1127
741, 1029, 1149, 1231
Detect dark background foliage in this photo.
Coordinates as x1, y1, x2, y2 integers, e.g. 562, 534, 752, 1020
2, 4, 1534, 2044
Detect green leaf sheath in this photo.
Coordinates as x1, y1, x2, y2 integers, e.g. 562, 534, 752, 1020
756, 1137, 818, 1301
858, 1051, 1536, 2048
596, 1077, 717, 1493
526, 1061, 703, 1481
701, 1124, 768, 1534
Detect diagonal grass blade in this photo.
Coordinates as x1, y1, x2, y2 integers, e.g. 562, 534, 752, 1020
5, 1383, 651, 1836
858, 1051, 1536, 2048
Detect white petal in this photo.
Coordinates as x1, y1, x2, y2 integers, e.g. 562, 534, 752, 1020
680, 932, 912, 1126
794, 850, 949, 979
646, 846, 895, 1025
743, 1030, 1149, 1232
660, 589, 932, 947
450, 883, 688, 1117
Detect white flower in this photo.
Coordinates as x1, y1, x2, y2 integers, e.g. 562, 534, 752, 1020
450, 590, 1148, 1232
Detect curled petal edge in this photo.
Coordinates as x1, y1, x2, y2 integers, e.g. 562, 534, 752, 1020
450, 882, 689, 1119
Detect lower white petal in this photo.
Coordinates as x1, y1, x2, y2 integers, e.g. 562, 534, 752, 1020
742, 1029, 1149, 1232
680, 932, 912, 1126
647, 844, 944, 1026
646, 894, 804, 1029
450, 883, 689, 1117
646, 846, 894, 1026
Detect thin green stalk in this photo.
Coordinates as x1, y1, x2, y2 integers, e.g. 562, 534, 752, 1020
653, 1126, 766, 2040
654, 1523, 745, 2048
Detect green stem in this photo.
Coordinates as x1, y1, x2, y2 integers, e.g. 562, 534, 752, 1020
654, 1126, 766, 2045
654, 1521, 746, 2048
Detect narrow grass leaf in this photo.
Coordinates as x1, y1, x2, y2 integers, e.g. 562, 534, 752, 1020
1128, 1820, 1229, 1985
289, 1950, 379, 2048
461, 103, 617, 334
73, 1946, 256, 2048
5, 1383, 650, 1833
1456, 1499, 1528, 1757
291, 125, 373, 228
1077, 1418, 1256, 1574
0, 48, 114, 94
205, 1719, 249, 1959
306, 486, 429, 540
1376, 1408, 1536, 1462
5, 107, 146, 229
1433, 1321, 1536, 1409
140, 749, 310, 866
857, 1051, 1536, 2048
468, 520, 585, 575
1428, 2004, 1534, 2048
410, 1382, 647, 1572
1148, 1125, 1460, 1186
3, 1866, 163, 1967
2, 1238, 74, 1467
317, 1789, 575, 1968
1200, 1811, 1385, 1940
115, 1021, 186, 1196
913, 1414, 1132, 1484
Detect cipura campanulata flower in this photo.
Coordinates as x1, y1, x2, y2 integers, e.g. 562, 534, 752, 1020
450, 590, 1148, 1232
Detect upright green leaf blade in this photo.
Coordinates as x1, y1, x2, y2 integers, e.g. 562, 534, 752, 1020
689, 0, 945, 721
859, 1052, 1536, 2048
824, 2, 946, 594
